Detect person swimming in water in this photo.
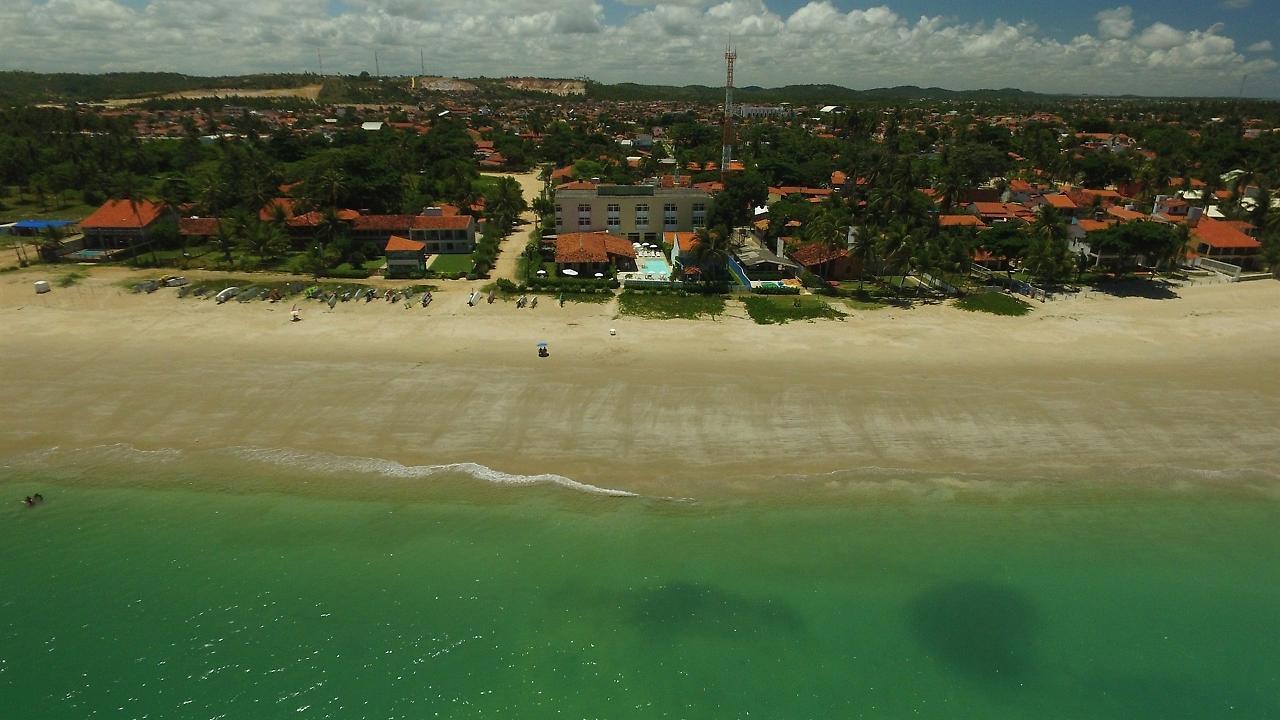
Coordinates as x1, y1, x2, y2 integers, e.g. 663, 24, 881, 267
24, 496, 34, 507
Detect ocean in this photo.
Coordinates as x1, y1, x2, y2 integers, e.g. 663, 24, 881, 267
2, 445, 1278, 719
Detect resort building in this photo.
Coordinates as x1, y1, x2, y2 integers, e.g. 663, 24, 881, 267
554, 231, 637, 275
384, 236, 428, 278
81, 199, 169, 254
409, 214, 476, 255
554, 184, 711, 244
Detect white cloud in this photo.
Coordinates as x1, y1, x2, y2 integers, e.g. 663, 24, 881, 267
1095, 6, 1133, 40
0, 0, 1275, 98
1136, 22, 1186, 50
1246, 40, 1273, 52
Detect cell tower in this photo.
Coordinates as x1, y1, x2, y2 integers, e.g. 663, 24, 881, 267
721, 46, 736, 183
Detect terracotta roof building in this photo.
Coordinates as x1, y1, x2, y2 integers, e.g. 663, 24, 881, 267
81, 199, 169, 254
554, 231, 637, 273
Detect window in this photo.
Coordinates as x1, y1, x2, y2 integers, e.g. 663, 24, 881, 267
554, 204, 562, 228
446, 242, 454, 251
643, 232, 657, 243
663, 203, 678, 231
607, 203, 620, 231
627, 233, 640, 243
634, 203, 649, 229
693, 203, 706, 228
578, 203, 592, 230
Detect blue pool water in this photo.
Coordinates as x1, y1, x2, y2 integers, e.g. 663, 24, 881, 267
642, 258, 670, 274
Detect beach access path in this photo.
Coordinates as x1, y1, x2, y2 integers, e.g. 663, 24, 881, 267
2, 269, 1278, 498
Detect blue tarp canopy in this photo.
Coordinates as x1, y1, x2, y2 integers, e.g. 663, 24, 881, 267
13, 220, 76, 230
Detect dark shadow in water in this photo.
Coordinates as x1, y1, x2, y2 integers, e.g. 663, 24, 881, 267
908, 580, 1038, 685
630, 581, 804, 639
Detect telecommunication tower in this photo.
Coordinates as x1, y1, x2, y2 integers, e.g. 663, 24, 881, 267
721, 47, 736, 183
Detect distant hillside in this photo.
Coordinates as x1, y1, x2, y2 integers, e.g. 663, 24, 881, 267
0, 71, 322, 105
585, 81, 1054, 105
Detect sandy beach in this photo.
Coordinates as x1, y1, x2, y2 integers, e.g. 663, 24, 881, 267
2, 267, 1278, 497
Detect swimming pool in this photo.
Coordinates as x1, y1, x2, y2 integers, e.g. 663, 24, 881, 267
641, 258, 671, 275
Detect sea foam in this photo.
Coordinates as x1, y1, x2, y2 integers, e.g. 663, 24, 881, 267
222, 446, 639, 497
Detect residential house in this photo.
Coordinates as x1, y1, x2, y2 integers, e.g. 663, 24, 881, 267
1190, 218, 1263, 270
554, 231, 637, 274
384, 235, 428, 278
81, 199, 169, 254
789, 242, 856, 280
178, 217, 221, 243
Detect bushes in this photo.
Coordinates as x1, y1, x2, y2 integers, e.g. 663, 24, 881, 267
323, 267, 373, 279
495, 277, 520, 293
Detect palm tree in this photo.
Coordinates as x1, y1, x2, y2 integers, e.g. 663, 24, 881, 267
688, 225, 739, 287
848, 226, 878, 291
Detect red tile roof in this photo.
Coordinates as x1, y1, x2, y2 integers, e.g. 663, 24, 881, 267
1108, 206, 1147, 222
831, 170, 848, 185
789, 242, 848, 267
385, 235, 426, 253
352, 215, 414, 232
1192, 218, 1261, 250
178, 217, 221, 236
82, 199, 166, 229
555, 232, 636, 264
556, 180, 598, 191
260, 197, 296, 222
665, 231, 698, 253
411, 215, 473, 231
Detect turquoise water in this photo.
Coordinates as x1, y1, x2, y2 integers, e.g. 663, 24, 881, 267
3, 450, 1279, 719
642, 258, 671, 275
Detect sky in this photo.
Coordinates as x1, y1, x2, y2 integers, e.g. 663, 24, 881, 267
1, 0, 1278, 98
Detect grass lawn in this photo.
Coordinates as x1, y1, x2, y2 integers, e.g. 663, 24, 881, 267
954, 291, 1033, 316
841, 296, 888, 311
742, 295, 845, 324
0, 188, 96, 224
617, 291, 725, 319
429, 253, 474, 276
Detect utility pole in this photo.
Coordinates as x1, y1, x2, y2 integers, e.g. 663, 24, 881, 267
721, 46, 736, 185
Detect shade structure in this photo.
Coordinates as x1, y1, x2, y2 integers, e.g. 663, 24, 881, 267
562, 268, 579, 276
594, 272, 604, 278
536, 341, 548, 349
536, 269, 547, 276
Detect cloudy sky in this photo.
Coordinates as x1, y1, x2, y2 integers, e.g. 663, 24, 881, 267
2, 0, 1278, 97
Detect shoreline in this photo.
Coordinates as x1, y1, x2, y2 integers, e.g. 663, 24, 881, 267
2, 269, 1279, 499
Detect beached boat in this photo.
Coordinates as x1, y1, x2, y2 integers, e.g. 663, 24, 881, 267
215, 287, 240, 304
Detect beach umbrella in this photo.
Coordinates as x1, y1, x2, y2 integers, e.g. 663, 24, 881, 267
536, 341, 548, 349
594, 272, 604, 278
536, 269, 547, 276
563, 268, 579, 276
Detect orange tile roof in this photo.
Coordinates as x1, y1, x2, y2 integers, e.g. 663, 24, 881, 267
1108, 206, 1147, 222
82, 199, 166, 229
1192, 218, 1260, 250
939, 214, 986, 228
831, 170, 848, 185
1077, 219, 1115, 233
385, 235, 426, 253
665, 231, 698, 253
1043, 194, 1077, 210
555, 232, 636, 264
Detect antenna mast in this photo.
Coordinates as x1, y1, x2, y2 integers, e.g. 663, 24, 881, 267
374, 50, 380, 78
420, 49, 426, 75
317, 49, 323, 76
721, 46, 736, 184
